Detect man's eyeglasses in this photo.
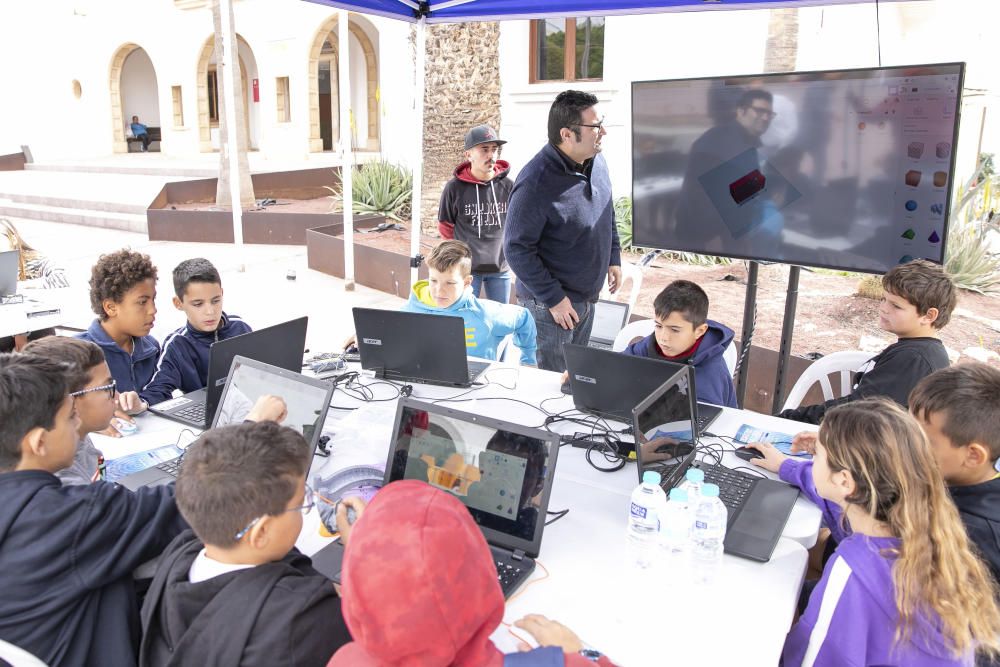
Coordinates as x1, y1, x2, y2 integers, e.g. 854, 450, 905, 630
234, 484, 315, 541
70, 380, 117, 400
570, 116, 605, 131
747, 106, 777, 120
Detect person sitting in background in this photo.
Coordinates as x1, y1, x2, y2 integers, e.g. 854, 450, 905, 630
130, 115, 151, 152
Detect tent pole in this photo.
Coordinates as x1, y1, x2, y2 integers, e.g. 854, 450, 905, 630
218, 0, 244, 252
410, 16, 427, 287
339, 9, 355, 290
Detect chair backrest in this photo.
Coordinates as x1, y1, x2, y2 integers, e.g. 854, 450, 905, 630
600, 262, 643, 316
723, 340, 737, 377
780, 350, 873, 413
612, 318, 654, 352
0, 638, 48, 667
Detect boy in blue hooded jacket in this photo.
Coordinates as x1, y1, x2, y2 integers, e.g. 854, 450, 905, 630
403, 240, 537, 365
622, 279, 737, 408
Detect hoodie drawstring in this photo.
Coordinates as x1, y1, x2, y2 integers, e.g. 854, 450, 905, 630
475, 185, 482, 239
489, 180, 504, 229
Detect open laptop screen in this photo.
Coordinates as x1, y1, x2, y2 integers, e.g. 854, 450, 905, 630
632, 366, 698, 488
589, 300, 629, 345
214, 356, 332, 449
385, 399, 558, 557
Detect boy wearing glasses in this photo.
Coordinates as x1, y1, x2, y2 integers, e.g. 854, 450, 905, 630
140, 421, 359, 666
23, 337, 117, 484
0, 354, 187, 666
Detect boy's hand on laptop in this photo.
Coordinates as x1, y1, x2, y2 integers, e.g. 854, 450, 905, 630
117, 391, 147, 415
513, 614, 584, 654
342, 334, 357, 351
336, 496, 367, 546
549, 297, 579, 330
745, 441, 788, 474
790, 431, 818, 456
246, 395, 287, 423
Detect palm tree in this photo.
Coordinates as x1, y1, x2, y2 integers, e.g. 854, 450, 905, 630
764, 8, 799, 73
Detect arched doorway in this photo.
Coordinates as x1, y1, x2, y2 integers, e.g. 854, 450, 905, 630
196, 34, 259, 152
308, 15, 380, 153
109, 44, 160, 153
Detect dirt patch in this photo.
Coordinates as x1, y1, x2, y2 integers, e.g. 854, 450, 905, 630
171, 198, 333, 214
632, 255, 1000, 365
330, 226, 439, 255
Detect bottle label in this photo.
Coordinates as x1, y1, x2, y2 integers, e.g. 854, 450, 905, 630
695, 520, 707, 529
630, 502, 647, 519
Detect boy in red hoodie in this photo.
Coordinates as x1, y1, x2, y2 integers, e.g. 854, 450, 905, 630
438, 125, 513, 303
329, 480, 618, 667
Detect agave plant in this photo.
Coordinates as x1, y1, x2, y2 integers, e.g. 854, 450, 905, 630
945, 163, 1000, 293
327, 160, 413, 222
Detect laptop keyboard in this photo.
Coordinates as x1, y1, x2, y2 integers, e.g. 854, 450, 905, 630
699, 463, 755, 513
155, 457, 183, 478
174, 403, 206, 424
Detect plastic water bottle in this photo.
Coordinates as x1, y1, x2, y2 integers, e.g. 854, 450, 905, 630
661, 487, 690, 565
691, 483, 727, 585
679, 468, 704, 511
627, 471, 668, 569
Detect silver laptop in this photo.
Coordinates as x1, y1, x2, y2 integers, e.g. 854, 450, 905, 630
587, 299, 630, 350
119, 355, 334, 489
0, 250, 18, 297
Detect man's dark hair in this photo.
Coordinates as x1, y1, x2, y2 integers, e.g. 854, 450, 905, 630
547, 90, 599, 145
173, 257, 222, 299
910, 362, 1000, 462
176, 421, 311, 546
0, 354, 75, 470
882, 259, 957, 329
88, 249, 157, 320
653, 280, 709, 327
738, 89, 773, 110
22, 337, 102, 393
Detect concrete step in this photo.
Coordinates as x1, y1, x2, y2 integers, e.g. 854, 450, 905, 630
0, 191, 147, 215
0, 200, 147, 234
26, 162, 218, 178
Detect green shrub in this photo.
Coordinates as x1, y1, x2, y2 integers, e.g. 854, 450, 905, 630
946, 224, 1000, 293
327, 160, 412, 222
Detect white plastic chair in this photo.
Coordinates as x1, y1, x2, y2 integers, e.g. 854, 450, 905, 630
612, 319, 654, 352
723, 341, 737, 377
0, 639, 48, 667
600, 262, 643, 316
780, 350, 873, 413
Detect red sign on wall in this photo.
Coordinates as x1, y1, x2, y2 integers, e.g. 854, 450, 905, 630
252, 78, 259, 103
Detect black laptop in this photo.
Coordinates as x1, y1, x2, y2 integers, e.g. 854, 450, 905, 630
120, 355, 334, 490
148, 316, 308, 428
632, 367, 798, 562
352, 308, 491, 387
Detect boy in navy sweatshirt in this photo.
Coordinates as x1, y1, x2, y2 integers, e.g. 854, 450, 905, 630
910, 362, 1000, 587
143, 258, 251, 406
0, 354, 186, 666
76, 249, 160, 415
622, 279, 737, 408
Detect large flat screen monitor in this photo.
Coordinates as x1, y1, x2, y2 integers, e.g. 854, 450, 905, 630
632, 63, 964, 273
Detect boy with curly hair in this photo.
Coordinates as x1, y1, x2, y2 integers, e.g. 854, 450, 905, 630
77, 249, 160, 414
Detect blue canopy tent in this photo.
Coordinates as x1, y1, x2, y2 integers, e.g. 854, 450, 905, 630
297, 0, 891, 284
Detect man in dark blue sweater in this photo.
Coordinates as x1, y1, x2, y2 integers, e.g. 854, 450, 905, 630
504, 90, 622, 372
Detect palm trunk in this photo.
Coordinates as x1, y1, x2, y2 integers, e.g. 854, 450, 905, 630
212, 0, 255, 207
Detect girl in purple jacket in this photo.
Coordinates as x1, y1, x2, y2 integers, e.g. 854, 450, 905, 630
749, 399, 1000, 666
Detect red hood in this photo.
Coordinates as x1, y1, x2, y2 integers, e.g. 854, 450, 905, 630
454, 160, 511, 185
328, 480, 505, 667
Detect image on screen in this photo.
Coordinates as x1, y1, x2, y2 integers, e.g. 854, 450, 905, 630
634, 370, 696, 480
388, 406, 551, 541
632, 63, 963, 273
215, 360, 329, 444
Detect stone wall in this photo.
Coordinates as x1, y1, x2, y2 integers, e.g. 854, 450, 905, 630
418, 22, 502, 232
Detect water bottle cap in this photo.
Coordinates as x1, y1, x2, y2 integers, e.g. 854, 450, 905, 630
642, 471, 662, 485
669, 488, 688, 502
685, 468, 705, 483
701, 483, 720, 497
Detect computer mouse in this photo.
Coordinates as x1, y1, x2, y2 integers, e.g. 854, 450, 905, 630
734, 446, 764, 461
113, 417, 138, 436
560, 380, 572, 395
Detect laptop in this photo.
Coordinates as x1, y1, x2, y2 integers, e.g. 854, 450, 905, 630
352, 308, 491, 387
149, 316, 308, 428
587, 299, 629, 350
632, 367, 798, 562
120, 355, 334, 490
317, 398, 559, 597
0, 250, 18, 296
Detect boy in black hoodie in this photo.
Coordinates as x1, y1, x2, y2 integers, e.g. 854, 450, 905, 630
140, 421, 354, 667
780, 259, 954, 425
910, 362, 1000, 585
438, 124, 513, 303
0, 354, 185, 666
